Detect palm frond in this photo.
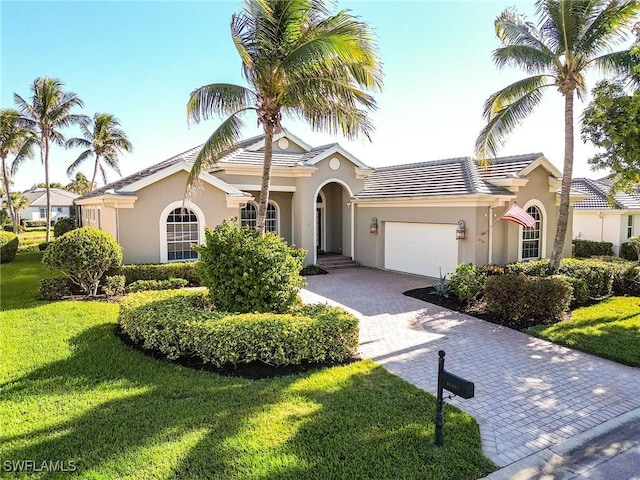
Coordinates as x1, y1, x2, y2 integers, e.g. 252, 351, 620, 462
588, 49, 636, 77
481, 75, 554, 120
65, 137, 92, 150
493, 44, 557, 73
476, 78, 553, 160
187, 110, 249, 189
577, 0, 639, 57
66, 150, 93, 177
187, 84, 256, 125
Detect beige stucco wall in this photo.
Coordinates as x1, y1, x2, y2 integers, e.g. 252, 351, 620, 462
354, 204, 483, 269
293, 153, 364, 264
241, 190, 293, 244
117, 171, 239, 264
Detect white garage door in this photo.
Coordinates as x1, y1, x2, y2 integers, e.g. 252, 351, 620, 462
384, 222, 459, 278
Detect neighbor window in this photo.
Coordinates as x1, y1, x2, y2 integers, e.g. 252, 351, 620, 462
39, 208, 46, 218
240, 202, 278, 233
166, 208, 199, 261
521, 206, 542, 260
56, 207, 63, 212
628, 215, 633, 239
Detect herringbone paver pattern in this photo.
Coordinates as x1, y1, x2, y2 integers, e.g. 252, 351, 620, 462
300, 267, 640, 467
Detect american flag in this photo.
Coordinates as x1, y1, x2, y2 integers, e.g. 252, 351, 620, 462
501, 203, 536, 228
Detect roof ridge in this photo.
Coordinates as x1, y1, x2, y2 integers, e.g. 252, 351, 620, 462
488, 152, 544, 163
463, 156, 485, 194
373, 156, 472, 172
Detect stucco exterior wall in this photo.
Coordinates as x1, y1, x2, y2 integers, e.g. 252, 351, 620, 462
117, 171, 238, 264
241, 190, 293, 244
573, 212, 627, 255
293, 153, 364, 264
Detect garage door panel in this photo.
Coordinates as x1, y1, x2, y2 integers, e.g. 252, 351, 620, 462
384, 222, 458, 278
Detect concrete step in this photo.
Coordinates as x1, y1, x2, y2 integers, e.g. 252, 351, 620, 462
316, 255, 360, 269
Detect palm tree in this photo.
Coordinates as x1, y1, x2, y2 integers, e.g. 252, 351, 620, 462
65, 172, 93, 195
0, 109, 36, 233
14, 77, 85, 242
186, 0, 382, 232
476, 0, 639, 273
66, 113, 132, 192
3, 192, 28, 228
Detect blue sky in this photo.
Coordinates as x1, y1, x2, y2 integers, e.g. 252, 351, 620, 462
0, 0, 621, 191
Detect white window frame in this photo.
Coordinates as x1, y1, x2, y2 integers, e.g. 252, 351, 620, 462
159, 201, 205, 263
240, 200, 280, 235
628, 215, 634, 239
518, 200, 547, 261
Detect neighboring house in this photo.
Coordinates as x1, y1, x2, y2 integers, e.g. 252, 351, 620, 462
571, 177, 640, 255
20, 188, 79, 223
75, 131, 580, 276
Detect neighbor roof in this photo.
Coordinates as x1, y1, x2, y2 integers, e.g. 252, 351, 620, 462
354, 153, 545, 199
572, 178, 640, 210
22, 188, 79, 206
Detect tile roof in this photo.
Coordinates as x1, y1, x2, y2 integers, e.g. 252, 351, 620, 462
355, 153, 545, 199
22, 188, 79, 206
572, 178, 640, 210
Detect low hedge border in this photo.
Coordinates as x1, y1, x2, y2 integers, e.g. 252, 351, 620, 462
112, 262, 200, 286
118, 290, 359, 368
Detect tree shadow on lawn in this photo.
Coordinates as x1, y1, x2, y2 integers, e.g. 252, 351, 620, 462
1, 324, 494, 479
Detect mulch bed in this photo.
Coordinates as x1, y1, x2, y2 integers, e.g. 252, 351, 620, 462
115, 325, 358, 380
403, 287, 501, 325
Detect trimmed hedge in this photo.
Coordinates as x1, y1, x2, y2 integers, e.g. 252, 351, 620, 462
552, 274, 589, 306
114, 262, 200, 286
558, 258, 617, 298
573, 239, 613, 258
127, 278, 189, 293
0, 231, 18, 263
484, 274, 571, 328
504, 259, 550, 276
613, 264, 640, 296
53, 217, 76, 238
118, 290, 359, 367
620, 242, 638, 261
39, 277, 72, 300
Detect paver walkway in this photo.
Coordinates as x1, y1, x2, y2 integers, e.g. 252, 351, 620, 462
300, 267, 640, 468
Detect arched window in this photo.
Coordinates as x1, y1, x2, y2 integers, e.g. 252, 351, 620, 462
521, 206, 542, 260
166, 207, 199, 261
240, 202, 278, 233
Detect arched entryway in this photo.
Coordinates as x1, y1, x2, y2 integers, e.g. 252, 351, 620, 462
313, 180, 354, 265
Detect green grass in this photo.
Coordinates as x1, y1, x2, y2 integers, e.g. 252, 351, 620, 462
0, 254, 495, 479
527, 297, 640, 367
1, 252, 58, 310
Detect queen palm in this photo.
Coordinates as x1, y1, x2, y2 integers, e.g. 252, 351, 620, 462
0, 109, 36, 233
187, 0, 382, 233
66, 113, 132, 192
476, 0, 639, 273
14, 77, 85, 242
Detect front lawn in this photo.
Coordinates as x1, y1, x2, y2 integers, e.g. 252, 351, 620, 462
527, 297, 640, 367
0, 254, 494, 479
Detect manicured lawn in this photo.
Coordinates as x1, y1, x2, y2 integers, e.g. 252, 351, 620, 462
17, 229, 50, 247
527, 297, 640, 367
0, 254, 495, 479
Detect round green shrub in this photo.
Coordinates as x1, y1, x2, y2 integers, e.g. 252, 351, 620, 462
552, 274, 589, 306
0, 231, 18, 263
42, 227, 123, 296
39, 277, 72, 300
448, 263, 485, 305
53, 217, 77, 238
118, 290, 359, 367
195, 220, 306, 313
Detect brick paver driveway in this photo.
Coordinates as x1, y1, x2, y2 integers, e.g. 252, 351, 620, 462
300, 267, 640, 467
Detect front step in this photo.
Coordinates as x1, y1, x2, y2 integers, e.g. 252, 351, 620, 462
316, 254, 360, 269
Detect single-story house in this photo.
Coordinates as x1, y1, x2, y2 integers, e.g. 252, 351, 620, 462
75, 131, 580, 277
20, 188, 79, 223
571, 177, 640, 255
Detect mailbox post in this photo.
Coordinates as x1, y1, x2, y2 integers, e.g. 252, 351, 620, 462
434, 350, 474, 447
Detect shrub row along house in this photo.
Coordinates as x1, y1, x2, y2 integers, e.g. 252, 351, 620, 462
75, 131, 584, 276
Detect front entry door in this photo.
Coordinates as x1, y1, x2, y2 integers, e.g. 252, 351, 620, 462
316, 207, 323, 253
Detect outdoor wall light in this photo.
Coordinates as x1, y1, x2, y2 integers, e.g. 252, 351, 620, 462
455, 220, 466, 240
370, 217, 378, 234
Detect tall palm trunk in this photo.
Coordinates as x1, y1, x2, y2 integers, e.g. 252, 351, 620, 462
256, 123, 274, 234
550, 90, 575, 273
1, 155, 17, 233
44, 136, 51, 243
90, 154, 101, 193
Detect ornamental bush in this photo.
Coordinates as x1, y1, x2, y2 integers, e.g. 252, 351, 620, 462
448, 263, 485, 305
53, 217, 76, 238
620, 242, 638, 261
558, 258, 616, 298
103, 275, 126, 297
42, 227, 123, 296
0, 231, 18, 263
504, 258, 550, 276
127, 278, 189, 293
113, 262, 200, 286
552, 274, 589, 306
484, 274, 571, 328
39, 277, 72, 300
572, 239, 614, 258
118, 290, 359, 367
195, 220, 306, 313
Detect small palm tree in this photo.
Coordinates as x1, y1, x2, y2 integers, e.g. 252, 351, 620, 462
3, 192, 29, 228
187, 0, 382, 233
14, 77, 86, 242
66, 113, 132, 191
476, 0, 639, 273
65, 171, 93, 195
0, 109, 36, 233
